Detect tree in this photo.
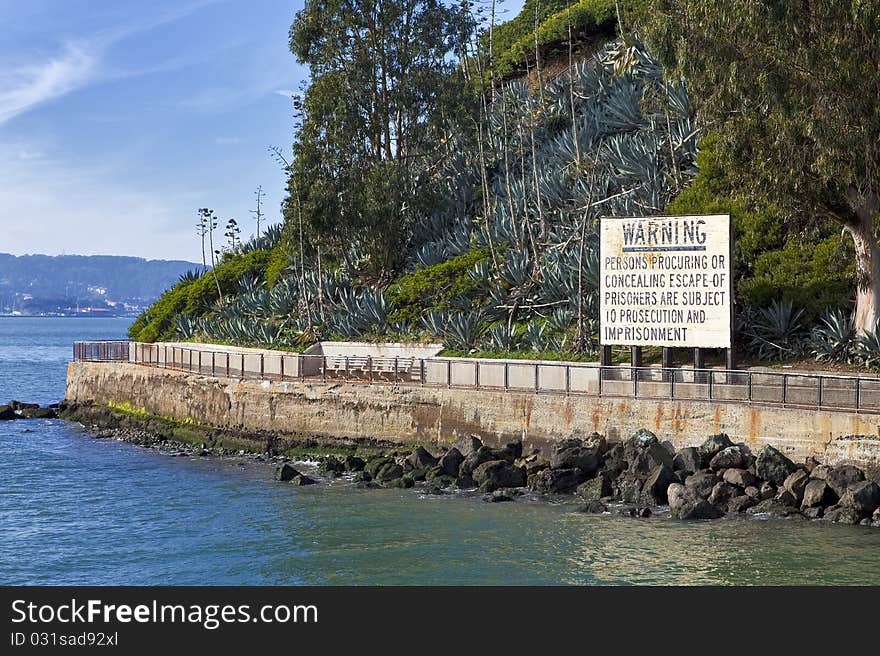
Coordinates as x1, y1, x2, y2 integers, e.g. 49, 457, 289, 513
286, 0, 471, 276
224, 218, 241, 251
250, 185, 265, 238
639, 1, 880, 333
198, 208, 223, 302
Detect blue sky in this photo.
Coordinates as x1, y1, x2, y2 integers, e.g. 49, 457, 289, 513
0, 0, 525, 262
0, 0, 306, 262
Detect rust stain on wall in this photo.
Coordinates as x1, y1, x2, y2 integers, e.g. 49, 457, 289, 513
653, 403, 663, 431
713, 406, 721, 434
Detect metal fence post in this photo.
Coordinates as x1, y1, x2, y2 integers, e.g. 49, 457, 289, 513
368, 356, 373, 384
504, 362, 509, 391
633, 366, 638, 398
475, 361, 480, 389
241, 353, 245, 379
782, 374, 788, 406
280, 355, 285, 381
818, 376, 823, 408
856, 378, 861, 410
226, 353, 230, 377
345, 356, 350, 381
420, 358, 425, 385
534, 363, 539, 393
670, 368, 675, 399
394, 356, 399, 383
708, 369, 713, 401
447, 360, 451, 388
747, 372, 753, 402
322, 355, 327, 382
565, 364, 570, 396
260, 353, 264, 380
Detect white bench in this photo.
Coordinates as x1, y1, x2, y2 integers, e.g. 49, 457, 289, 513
323, 355, 417, 380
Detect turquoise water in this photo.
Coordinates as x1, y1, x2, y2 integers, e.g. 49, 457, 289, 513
2, 317, 880, 585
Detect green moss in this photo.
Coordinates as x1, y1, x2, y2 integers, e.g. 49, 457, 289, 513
386, 249, 491, 324
128, 250, 272, 342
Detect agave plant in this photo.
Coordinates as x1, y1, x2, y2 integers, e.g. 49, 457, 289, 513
746, 299, 807, 361
809, 307, 855, 363
484, 323, 520, 351
174, 314, 198, 339
501, 250, 532, 287
440, 310, 485, 351
178, 269, 202, 285
524, 322, 548, 352
855, 327, 880, 369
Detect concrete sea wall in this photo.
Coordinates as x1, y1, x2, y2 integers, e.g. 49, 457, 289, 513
66, 361, 880, 475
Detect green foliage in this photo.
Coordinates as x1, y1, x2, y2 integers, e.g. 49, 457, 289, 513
738, 236, 852, 321
387, 249, 490, 324
128, 250, 272, 342
265, 243, 291, 288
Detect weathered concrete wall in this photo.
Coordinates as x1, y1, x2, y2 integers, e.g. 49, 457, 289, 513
66, 361, 880, 475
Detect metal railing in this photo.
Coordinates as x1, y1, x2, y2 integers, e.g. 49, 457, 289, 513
72, 341, 880, 415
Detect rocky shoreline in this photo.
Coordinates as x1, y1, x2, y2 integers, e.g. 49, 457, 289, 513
41, 401, 880, 528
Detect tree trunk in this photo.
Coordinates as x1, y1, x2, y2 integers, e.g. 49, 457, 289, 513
844, 191, 880, 334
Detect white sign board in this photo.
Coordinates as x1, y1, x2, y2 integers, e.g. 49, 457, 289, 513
599, 214, 731, 348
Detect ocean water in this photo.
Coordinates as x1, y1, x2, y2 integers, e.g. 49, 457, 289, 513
2, 316, 880, 585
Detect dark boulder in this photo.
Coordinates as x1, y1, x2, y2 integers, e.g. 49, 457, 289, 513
801, 479, 833, 508
727, 495, 757, 513
9, 400, 39, 411
409, 468, 427, 482
824, 465, 865, 498
668, 483, 724, 520
318, 456, 345, 476
523, 458, 549, 476
602, 443, 628, 477
641, 464, 675, 505
582, 432, 608, 455
528, 468, 587, 494
759, 481, 776, 500
290, 474, 317, 486
802, 506, 824, 520
20, 407, 57, 419
804, 456, 822, 473
700, 433, 733, 460
673, 447, 703, 474
550, 442, 599, 474
783, 469, 810, 504
708, 481, 740, 506
460, 446, 505, 476
824, 506, 863, 525
613, 473, 644, 503
365, 456, 396, 479
627, 442, 674, 478
755, 445, 796, 485
774, 489, 798, 508
455, 474, 476, 489
353, 470, 372, 483
0, 405, 18, 421
472, 460, 526, 492
485, 490, 513, 502
684, 469, 718, 499
405, 447, 438, 470
374, 461, 405, 483
809, 464, 832, 481
723, 468, 756, 488
438, 448, 464, 477
576, 472, 612, 502
839, 480, 880, 515
274, 463, 302, 482
453, 435, 483, 457
499, 441, 523, 461
628, 428, 658, 448
386, 475, 415, 489
744, 485, 761, 500
343, 455, 366, 472
577, 500, 608, 514
709, 446, 746, 471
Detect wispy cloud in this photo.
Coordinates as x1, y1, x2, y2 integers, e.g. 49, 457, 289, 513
0, 43, 99, 124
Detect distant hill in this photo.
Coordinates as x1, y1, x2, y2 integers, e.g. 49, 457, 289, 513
0, 253, 201, 316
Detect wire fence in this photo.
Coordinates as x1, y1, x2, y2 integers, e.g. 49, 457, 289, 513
72, 340, 880, 414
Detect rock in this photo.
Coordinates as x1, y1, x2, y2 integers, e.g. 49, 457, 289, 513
528, 467, 587, 494
602, 443, 628, 477
460, 446, 499, 476
405, 447, 438, 470
727, 495, 757, 513
472, 460, 526, 492
744, 485, 761, 500
524, 459, 549, 476
499, 441, 523, 461
290, 474, 317, 486
582, 432, 607, 455
355, 480, 382, 489
0, 405, 18, 421
801, 479, 832, 508
9, 400, 39, 411
627, 442, 674, 478
629, 428, 658, 448
613, 473, 644, 503
452, 435, 483, 457
641, 464, 675, 505
550, 442, 599, 474
755, 445, 796, 485
374, 461, 405, 483
700, 433, 733, 459
759, 482, 776, 500
824, 506, 863, 525
577, 500, 608, 514
747, 499, 801, 517
810, 465, 832, 481
365, 456, 396, 479
710, 446, 746, 471
274, 463, 302, 482
576, 472, 612, 501
636, 507, 652, 518
783, 469, 810, 504
723, 468, 756, 488
438, 448, 464, 477
409, 468, 427, 482
824, 465, 865, 498
775, 489, 798, 508
318, 456, 345, 476
454, 474, 476, 489
804, 456, 822, 473
684, 470, 718, 499
673, 447, 703, 474
343, 455, 366, 472
839, 481, 880, 515
386, 475, 415, 489
485, 490, 512, 502
708, 482, 740, 506
352, 471, 372, 483
802, 506, 824, 519
668, 483, 724, 520
20, 407, 57, 419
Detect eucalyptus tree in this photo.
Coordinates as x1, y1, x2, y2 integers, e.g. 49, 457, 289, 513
639, 1, 880, 334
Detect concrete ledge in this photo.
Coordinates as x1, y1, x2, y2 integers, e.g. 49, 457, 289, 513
66, 361, 880, 476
